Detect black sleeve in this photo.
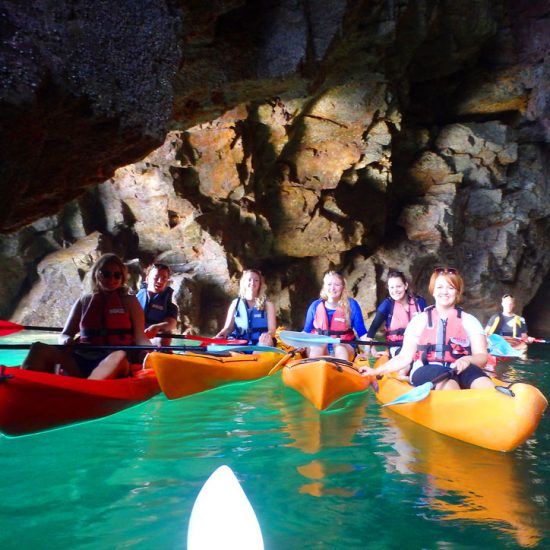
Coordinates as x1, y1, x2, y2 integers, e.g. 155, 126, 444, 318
367, 310, 387, 339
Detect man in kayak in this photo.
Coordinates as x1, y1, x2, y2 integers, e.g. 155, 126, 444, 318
22, 253, 151, 379
485, 294, 534, 348
361, 267, 494, 391
136, 262, 179, 347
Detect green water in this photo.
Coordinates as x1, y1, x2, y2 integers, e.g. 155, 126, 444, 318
1, 336, 549, 549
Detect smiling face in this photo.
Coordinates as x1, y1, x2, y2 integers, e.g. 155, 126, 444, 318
388, 276, 408, 302
241, 271, 262, 300
431, 275, 459, 308
323, 273, 344, 302
97, 261, 124, 292
147, 267, 170, 294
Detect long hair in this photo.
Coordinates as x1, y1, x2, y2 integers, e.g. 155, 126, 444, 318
320, 271, 350, 323
238, 269, 267, 310
89, 253, 129, 294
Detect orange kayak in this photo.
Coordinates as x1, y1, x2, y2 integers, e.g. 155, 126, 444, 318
374, 374, 547, 451
146, 350, 284, 399
282, 356, 371, 410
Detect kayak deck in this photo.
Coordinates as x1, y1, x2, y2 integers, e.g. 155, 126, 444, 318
374, 375, 548, 451
0, 365, 160, 436
282, 356, 371, 410
146, 350, 283, 400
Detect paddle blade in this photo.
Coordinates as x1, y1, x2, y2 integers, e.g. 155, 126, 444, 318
382, 381, 434, 406
279, 330, 334, 347
188, 465, 264, 550
0, 320, 24, 337
488, 334, 524, 357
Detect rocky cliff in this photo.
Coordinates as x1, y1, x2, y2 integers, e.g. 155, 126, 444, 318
1, 0, 549, 335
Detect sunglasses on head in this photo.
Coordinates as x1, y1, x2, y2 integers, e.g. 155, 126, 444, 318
433, 266, 458, 275
99, 269, 123, 280
153, 263, 169, 270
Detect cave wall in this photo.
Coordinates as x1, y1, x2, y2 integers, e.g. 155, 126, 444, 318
1, 0, 549, 334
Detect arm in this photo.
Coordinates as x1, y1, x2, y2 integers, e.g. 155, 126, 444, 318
302, 301, 317, 333
361, 333, 418, 376
349, 299, 368, 339
59, 299, 83, 344
258, 300, 277, 346
144, 303, 178, 337
215, 300, 237, 338
453, 332, 488, 373
367, 310, 387, 338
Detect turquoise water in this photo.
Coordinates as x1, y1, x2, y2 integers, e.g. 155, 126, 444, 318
1, 335, 549, 549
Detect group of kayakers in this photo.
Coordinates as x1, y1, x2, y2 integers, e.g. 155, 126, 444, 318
22, 253, 533, 392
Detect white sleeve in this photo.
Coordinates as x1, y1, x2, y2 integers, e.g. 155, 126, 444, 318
462, 312, 485, 337
403, 313, 427, 340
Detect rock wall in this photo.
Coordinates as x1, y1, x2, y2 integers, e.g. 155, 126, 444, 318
1, 0, 549, 335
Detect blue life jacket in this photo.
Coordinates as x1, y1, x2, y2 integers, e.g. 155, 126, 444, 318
230, 297, 268, 345
136, 286, 175, 327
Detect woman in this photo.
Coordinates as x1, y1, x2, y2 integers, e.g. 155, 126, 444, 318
216, 269, 277, 346
22, 253, 150, 379
136, 262, 179, 347
366, 270, 426, 357
361, 267, 493, 390
303, 271, 368, 360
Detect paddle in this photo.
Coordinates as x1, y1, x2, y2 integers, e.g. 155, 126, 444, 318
0, 343, 283, 354
0, 320, 247, 345
279, 330, 393, 348
268, 350, 301, 375
487, 334, 524, 357
382, 369, 456, 407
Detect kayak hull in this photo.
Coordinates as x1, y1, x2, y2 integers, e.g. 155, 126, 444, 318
282, 357, 371, 410
147, 350, 282, 399
0, 366, 160, 436
375, 376, 548, 451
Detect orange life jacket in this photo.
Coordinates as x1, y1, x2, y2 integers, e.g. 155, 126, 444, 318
312, 300, 354, 341
386, 297, 422, 343
79, 291, 134, 346
415, 306, 471, 365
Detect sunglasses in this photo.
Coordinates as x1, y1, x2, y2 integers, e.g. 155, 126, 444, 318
99, 269, 123, 280
153, 263, 169, 271
433, 266, 458, 275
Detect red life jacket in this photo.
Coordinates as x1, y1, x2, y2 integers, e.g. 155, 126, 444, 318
312, 300, 354, 341
79, 291, 134, 346
386, 297, 422, 343
415, 306, 471, 365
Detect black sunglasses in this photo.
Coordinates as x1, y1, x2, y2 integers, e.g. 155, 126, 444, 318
433, 266, 458, 275
99, 269, 123, 280
153, 263, 169, 270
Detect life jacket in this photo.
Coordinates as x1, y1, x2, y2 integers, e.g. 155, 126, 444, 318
230, 297, 268, 344
79, 291, 134, 346
136, 286, 174, 327
312, 300, 354, 341
415, 306, 471, 365
386, 296, 423, 343
487, 313, 523, 338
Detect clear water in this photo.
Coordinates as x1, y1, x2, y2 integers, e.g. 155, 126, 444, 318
1, 334, 549, 549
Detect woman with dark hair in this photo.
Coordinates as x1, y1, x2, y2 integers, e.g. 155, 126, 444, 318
361, 267, 494, 390
366, 270, 426, 357
302, 271, 368, 360
23, 253, 150, 379
216, 269, 277, 346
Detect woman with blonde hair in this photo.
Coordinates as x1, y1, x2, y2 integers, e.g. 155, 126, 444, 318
302, 271, 368, 360
361, 267, 494, 390
23, 253, 151, 379
216, 269, 277, 346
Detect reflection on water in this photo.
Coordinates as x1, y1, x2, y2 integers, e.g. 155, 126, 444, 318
379, 410, 545, 547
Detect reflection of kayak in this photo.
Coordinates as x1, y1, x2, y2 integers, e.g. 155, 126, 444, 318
0, 365, 160, 436
146, 350, 283, 399
374, 375, 547, 451
381, 413, 544, 547
281, 356, 372, 410
187, 465, 264, 550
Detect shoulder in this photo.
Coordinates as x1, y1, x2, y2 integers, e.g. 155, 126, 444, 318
348, 298, 363, 311
377, 298, 392, 312
404, 312, 428, 336
461, 311, 485, 334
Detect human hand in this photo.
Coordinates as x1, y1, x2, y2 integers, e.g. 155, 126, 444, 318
144, 325, 160, 338
453, 356, 471, 374
359, 366, 377, 377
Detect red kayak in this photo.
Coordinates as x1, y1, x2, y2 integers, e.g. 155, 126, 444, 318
0, 365, 160, 436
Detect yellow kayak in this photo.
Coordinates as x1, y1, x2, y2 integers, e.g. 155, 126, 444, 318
282, 356, 371, 410
374, 375, 548, 451
146, 350, 283, 400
